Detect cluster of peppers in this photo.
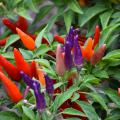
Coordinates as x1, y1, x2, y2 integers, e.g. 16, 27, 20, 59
0, 48, 54, 111
0, 15, 108, 119
54, 25, 107, 119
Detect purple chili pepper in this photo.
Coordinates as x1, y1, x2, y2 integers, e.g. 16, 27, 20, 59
45, 75, 54, 94
64, 41, 73, 70
73, 35, 83, 69
20, 71, 34, 89
32, 81, 46, 111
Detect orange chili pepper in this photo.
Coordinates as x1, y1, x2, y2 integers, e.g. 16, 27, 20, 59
54, 35, 65, 44
16, 28, 36, 50
0, 72, 23, 103
36, 64, 46, 86
14, 48, 32, 77
92, 25, 100, 49
81, 38, 94, 61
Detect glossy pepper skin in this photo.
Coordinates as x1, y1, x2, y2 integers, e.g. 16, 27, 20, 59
0, 72, 23, 103
0, 55, 21, 81
81, 38, 94, 61
14, 48, 32, 77
16, 28, 36, 50
92, 25, 100, 49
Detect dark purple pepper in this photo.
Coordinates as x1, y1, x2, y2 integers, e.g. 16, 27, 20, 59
45, 75, 54, 94
73, 35, 83, 69
64, 41, 73, 70
20, 71, 34, 88
33, 81, 46, 111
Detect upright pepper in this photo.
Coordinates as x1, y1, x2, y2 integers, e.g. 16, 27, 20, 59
92, 25, 100, 49
14, 48, 32, 77
0, 72, 23, 103
56, 45, 66, 76
30, 61, 39, 79
16, 28, 36, 50
81, 38, 94, 61
36, 64, 46, 86
0, 55, 21, 81
91, 44, 106, 65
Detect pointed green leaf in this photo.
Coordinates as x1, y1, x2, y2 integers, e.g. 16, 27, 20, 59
35, 25, 47, 48
3, 34, 20, 52
64, 10, 74, 32
76, 101, 100, 120
68, 0, 83, 14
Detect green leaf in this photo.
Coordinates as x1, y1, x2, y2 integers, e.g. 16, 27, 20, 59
52, 86, 79, 111
64, 10, 74, 32
99, 23, 120, 46
43, 33, 53, 45
22, 106, 36, 120
104, 89, 120, 108
17, 8, 32, 21
68, 0, 83, 14
19, 48, 33, 59
0, 111, 20, 120
71, 92, 80, 102
46, 15, 58, 32
3, 34, 20, 52
1, 52, 14, 59
33, 44, 50, 57
79, 4, 107, 27
92, 67, 109, 79
100, 10, 113, 29
35, 25, 47, 48
33, 59, 51, 68
76, 101, 100, 120
33, 5, 53, 24
103, 49, 120, 60
89, 93, 108, 110
105, 114, 120, 120
62, 108, 86, 117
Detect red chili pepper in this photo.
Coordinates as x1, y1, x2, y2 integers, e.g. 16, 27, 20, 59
0, 72, 23, 103
2, 18, 17, 33
0, 65, 4, 73
16, 16, 28, 32
14, 48, 32, 77
0, 37, 8, 46
0, 55, 21, 81
16, 28, 36, 50
54, 35, 65, 44
92, 25, 100, 49
30, 60, 38, 79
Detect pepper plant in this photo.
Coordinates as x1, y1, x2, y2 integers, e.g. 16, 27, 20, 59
0, 0, 120, 120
